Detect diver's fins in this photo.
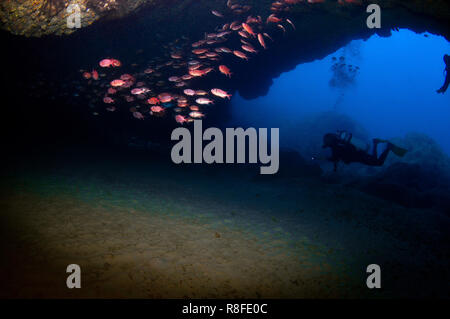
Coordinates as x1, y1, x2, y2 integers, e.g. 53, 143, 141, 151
389, 143, 408, 157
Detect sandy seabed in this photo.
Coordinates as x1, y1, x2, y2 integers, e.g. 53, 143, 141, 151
0, 156, 448, 298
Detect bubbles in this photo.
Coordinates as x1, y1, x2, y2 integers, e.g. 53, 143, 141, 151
329, 56, 360, 89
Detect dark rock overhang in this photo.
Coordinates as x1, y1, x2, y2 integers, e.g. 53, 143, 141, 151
1, 0, 449, 144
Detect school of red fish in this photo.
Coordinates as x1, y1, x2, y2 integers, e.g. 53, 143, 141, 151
81, 0, 362, 124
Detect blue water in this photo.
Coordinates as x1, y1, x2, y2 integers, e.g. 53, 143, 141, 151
231, 30, 450, 154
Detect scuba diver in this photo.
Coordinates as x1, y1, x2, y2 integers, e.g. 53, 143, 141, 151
437, 54, 450, 94
322, 131, 408, 172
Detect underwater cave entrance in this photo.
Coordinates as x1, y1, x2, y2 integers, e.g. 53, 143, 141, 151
229, 29, 450, 157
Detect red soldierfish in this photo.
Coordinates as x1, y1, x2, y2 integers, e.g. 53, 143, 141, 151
211, 88, 232, 99
266, 14, 282, 24
196, 98, 214, 105
277, 24, 286, 34
263, 33, 273, 42
257, 33, 267, 49
189, 111, 205, 119
175, 115, 188, 124
219, 65, 232, 78
91, 70, 99, 80
110, 79, 125, 87
211, 10, 223, 18
133, 112, 144, 120
233, 50, 249, 60
242, 23, 256, 37
241, 45, 258, 54
286, 18, 296, 30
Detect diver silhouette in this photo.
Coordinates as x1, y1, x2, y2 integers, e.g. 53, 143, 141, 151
322, 131, 407, 172
437, 54, 450, 94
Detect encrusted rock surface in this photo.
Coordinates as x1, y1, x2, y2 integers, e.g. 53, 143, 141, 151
0, 0, 449, 38
0, 0, 152, 37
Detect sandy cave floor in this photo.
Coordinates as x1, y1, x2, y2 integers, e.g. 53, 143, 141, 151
0, 155, 448, 298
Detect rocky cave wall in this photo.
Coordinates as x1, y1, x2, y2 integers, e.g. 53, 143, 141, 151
1, 0, 449, 38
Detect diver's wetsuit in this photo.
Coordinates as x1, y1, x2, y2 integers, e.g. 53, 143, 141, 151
437, 54, 450, 94
327, 136, 390, 171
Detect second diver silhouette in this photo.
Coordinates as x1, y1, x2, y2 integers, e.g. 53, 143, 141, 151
437, 54, 450, 94
322, 131, 408, 172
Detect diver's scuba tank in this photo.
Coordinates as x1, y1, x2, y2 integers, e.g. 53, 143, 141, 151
337, 131, 370, 152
